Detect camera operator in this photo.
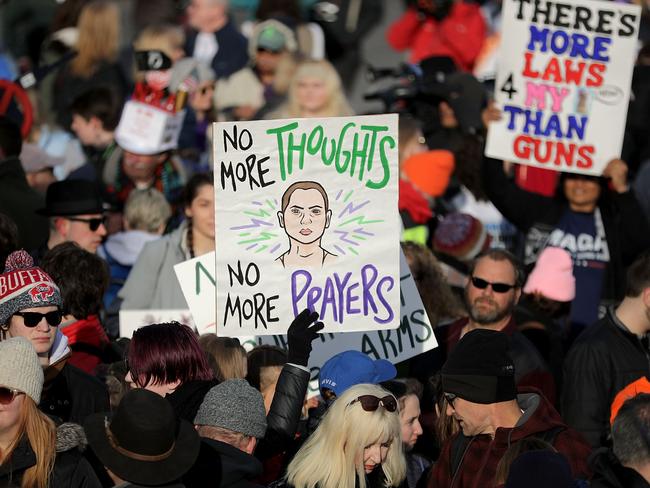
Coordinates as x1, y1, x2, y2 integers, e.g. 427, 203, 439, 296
387, 0, 486, 72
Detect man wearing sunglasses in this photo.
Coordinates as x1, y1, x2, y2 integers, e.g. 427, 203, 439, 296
36, 179, 107, 256
432, 249, 556, 403
426, 329, 591, 488
0, 250, 110, 424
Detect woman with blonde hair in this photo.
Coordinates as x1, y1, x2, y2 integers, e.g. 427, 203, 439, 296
199, 335, 247, 382
274, 383, 406, 488
271, 59, 354, 119
0, 337, 101, 487
53, 0, 128, 128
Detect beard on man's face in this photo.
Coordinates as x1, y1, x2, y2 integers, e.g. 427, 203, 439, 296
465, 292, 516, 325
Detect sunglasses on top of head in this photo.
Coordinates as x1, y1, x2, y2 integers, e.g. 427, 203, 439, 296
13, 310, 63, 327
470, 276, 516, 294
348, 394, 397, 412
0, 387, 22, 405
66, 216, 106, 231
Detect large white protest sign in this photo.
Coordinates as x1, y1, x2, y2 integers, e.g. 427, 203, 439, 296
485, 0, 640, 175
118, 310, 195, 338
213, 115, 400, 336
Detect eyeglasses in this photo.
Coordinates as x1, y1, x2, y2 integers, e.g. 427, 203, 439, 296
0, 387, 21, 405
470, 276, 516, 294
348, 395, 397, 413
444, 392, 457, 407
14, 310, 63, 327
66, 216, 106, 231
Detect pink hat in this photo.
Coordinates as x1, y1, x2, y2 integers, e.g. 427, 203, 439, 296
523, 247, 575, 302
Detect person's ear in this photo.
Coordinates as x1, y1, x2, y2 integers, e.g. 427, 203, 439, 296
642, 288, 650, 309
54, 217, 70, 238
514, 287, 522, 304
277, 211, 284, 228
325, 209, 332, 228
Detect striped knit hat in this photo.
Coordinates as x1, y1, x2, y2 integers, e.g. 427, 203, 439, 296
0, 250, 62, 325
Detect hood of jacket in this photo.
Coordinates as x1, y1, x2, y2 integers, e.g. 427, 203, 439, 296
491, 390, 566, 447
102, 231, 161, 266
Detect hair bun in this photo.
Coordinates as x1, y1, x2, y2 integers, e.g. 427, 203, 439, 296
4, 250, 34, 272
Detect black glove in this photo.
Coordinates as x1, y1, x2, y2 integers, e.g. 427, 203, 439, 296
287, 308, 324, 366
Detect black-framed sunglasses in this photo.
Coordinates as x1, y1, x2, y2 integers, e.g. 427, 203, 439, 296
66, 216, 106, 231
444, 392, 457, 407
470, 276, 516, 294
0, 386, 22, 405
348, 395, 398, 413
14, 310, 63, 327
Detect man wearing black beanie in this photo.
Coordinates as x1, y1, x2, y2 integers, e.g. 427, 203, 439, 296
426, 329, 592, 488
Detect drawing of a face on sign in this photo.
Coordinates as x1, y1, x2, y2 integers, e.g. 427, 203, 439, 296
276, 181, 337, 268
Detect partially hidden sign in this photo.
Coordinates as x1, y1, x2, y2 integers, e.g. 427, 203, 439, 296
485, 0, 640, 175
213, 115, 401, 336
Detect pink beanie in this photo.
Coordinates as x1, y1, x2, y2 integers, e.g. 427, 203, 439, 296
523, 247, 575, 302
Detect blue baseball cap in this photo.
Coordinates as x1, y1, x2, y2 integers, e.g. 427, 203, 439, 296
319, 351, 397, 397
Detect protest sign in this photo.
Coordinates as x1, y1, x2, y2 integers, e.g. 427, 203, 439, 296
175, 253, 217, 334
119, 310, 195, 338
175, 248, 436, 394
258, 251, 437, 394
485, 0, 640, 175
213, 115, 401, 336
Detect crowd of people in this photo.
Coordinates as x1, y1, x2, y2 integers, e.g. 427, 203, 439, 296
0, 0, 650, 487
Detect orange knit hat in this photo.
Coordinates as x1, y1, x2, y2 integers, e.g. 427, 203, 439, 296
402, 149, 455, 198
610, 376, 650, 425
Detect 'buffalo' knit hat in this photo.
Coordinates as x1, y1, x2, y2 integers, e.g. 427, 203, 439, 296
0, 337, 44, 403
0, 250, 62, 326
441, 329, 516, 404
194, 379, 267, 439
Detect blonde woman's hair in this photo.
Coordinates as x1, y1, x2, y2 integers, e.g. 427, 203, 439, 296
70, 0, 120, 78
198, 334, 247, 382
285, 59, 353, 118
286, 383, 406, 488
124, 188, 172, 233
0, 396, 56, 488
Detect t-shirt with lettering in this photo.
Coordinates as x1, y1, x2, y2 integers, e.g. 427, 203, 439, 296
547, 209, 610, 329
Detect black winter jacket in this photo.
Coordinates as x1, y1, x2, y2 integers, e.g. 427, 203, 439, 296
483, 157, 650, 304
0, 157, 49, 250
562, 307, 650, 448
590, 448, 650, 488
255, 364, 311, 463
183, 438, 264, 488
41, 362, 110, 424
0, 423, 101, 488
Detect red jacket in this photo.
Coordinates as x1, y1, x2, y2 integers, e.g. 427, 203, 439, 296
387, 4, 486, 71
60, 315, 109, 374
427, 389, 592, 488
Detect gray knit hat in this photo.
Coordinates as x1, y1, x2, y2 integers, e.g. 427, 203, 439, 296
0, 337, 44, 403
0, 250, 62, 326
194, 379, 267, 438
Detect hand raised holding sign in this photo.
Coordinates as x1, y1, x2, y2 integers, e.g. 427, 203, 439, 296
602, 158, 629, 193
287, 308, 325, 367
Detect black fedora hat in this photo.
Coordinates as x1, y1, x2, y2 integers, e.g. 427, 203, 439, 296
84, 389, 200, 486
36, 179, 104, 216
